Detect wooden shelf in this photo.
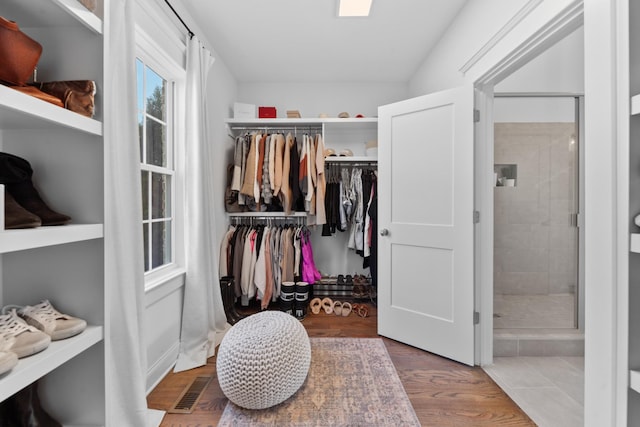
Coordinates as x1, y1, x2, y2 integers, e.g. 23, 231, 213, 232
0, 224, 103, 254
3, 0, 102, 35
0, 325, 103, 402
633, 94, 640, 116
0, 85, 102, 135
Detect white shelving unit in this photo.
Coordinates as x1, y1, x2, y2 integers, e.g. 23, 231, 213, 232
224, 117, 378, 277
0, 85, 102, 135
0, 0, 107, 425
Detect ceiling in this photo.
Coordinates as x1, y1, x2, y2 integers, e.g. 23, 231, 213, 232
181, 0, 469, 84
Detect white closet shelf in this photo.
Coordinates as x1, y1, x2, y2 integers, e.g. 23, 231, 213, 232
631, 370, 640, 393
0, 224, 104, 254
631, 233, 640, 253
0, 85, 102, 135
4, 0, 102, 34
227, 212, 307, 217
633, 94, 640, 116
226, 117, 378, 130
0, 325, 102, 403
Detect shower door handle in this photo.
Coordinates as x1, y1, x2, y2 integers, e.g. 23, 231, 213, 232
570, 213, 579, 228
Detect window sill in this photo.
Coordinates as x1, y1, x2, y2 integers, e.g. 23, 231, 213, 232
144, 265, 186, 308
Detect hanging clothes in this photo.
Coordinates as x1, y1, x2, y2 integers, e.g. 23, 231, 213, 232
219, 223, 321, 309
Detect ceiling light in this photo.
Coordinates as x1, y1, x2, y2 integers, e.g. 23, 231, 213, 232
338, 0, 372, 17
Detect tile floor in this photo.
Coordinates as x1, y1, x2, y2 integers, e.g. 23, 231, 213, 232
484, 356, 584, 427
490, 294, 583, 426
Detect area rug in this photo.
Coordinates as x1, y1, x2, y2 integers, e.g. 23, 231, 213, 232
217, 337, 420, 426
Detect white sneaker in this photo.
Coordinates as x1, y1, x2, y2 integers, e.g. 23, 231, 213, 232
17, 300, 87, 341
0, 309, 50, 358
0, 334, 18, 375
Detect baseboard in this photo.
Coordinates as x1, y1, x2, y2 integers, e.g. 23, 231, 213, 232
146, 341, 180, 394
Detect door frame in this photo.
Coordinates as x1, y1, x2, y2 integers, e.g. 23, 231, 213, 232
469, 0, 625, 425
469, 0, 585, 366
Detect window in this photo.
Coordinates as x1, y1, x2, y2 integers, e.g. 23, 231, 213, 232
137, 58, 174, 273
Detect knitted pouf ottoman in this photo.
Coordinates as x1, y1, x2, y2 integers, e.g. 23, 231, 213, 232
216, 310, 311, 410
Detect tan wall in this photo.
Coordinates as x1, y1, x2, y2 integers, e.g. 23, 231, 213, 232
493, 123, 578, 296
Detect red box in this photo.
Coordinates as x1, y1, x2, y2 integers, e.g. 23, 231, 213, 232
258, 106, 277, 118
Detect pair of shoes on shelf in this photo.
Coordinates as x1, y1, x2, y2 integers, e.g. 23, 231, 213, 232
0, 300, 87, 360
280, 282, 310, 320
1, 152, 71, 229
353, 275, 372, 299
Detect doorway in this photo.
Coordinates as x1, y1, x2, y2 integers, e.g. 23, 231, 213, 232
476, 24, 585, 427
492, 95, 584, 355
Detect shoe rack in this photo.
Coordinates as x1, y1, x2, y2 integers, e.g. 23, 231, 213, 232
0, 0, 106, 425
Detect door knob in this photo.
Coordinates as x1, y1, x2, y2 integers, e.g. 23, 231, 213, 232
380, 228, 389, 236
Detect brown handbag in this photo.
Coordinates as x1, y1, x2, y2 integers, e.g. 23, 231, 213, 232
0, 16, 42, 86
35, 80, 96, 118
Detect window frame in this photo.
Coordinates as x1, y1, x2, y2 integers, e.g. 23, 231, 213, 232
135, 26, 186, 289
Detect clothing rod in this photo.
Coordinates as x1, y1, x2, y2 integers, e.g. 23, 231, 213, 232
163, 0, 195, 39
326, 163, 377, 167
230, 126, 322, 131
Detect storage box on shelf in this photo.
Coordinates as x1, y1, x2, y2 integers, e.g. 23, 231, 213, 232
0, 0, 106, 425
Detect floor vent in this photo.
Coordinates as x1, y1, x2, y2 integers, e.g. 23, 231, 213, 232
167, 376, 212, 414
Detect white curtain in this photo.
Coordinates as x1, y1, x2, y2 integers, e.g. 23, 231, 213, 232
104, 0, 160, 425
174, 36, 230, 372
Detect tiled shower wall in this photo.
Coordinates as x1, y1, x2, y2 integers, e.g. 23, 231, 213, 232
494, 123, 578, 296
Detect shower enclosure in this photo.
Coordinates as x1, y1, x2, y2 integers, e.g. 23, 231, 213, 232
493, 97, 583, 356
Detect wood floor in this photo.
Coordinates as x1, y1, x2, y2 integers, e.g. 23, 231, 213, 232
147, 304, 536, 426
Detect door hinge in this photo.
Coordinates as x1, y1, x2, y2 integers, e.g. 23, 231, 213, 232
473, 210, 480, 223
474, 311, 480, 325
474, 109, 480, 123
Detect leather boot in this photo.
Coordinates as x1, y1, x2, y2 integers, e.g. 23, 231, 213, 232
4, 190, 41, 229
0, 152, 71, 226
4, 381, 62, 427
223, 276, 245, 323
0, 397, 18, 427
219, 277, 236, 324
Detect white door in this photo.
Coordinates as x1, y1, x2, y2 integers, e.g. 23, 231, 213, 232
377, 87, 475, 366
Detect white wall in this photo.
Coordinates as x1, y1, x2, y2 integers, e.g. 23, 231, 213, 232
495, 27, 584, 94
208, 53, 240, 252
494, 97, 577, 122
409, 0, 530, 95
